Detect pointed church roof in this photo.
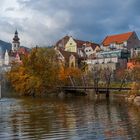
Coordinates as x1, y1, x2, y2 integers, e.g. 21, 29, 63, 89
13, 30, 20, 42
5, 49, 8, 55
15, 30, 18, 34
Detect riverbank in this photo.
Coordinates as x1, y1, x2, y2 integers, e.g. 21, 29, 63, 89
125, 94, 140, 106
111, 90, 140, 107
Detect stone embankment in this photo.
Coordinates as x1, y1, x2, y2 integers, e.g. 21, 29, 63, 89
125, 82, 140, 105
126, 95, 140, 106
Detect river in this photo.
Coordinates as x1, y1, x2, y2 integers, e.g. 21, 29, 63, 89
0, 95, 140, 140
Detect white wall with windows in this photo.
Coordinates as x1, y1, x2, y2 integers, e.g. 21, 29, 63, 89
84, 46, 94, 57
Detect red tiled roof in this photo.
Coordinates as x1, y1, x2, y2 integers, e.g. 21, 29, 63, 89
18, 47, 26, 54
18, 47, 29, 56
9, 47, 29, 57
74, 39, 85, 48
74, 39, 99, 50
102, 31, 134, 46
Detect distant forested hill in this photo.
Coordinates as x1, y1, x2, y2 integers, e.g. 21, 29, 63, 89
0, 40, 11, 52
0, 40, 29, 53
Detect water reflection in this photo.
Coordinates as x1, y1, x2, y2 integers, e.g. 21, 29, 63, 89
0, 96, 140, 140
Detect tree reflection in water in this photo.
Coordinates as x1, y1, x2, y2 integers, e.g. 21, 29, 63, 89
0, 96, 140, 140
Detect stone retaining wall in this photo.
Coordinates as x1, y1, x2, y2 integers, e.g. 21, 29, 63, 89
126, 95, 140, 106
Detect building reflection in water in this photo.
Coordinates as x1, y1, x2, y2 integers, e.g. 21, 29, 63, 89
0, 96, 140, 139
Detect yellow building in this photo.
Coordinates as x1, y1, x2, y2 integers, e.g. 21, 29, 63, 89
55, 35, 99, 56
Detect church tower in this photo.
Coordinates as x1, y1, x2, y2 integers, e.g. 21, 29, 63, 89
12, 30, 20, 52
4, 50, 9, 65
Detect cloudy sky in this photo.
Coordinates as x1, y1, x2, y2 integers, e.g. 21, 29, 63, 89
0, 0, 140, 47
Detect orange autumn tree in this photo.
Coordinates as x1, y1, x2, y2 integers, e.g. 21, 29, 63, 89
7, 47, 60, 96
128, 57, 140, 95
59, 66, 82, 85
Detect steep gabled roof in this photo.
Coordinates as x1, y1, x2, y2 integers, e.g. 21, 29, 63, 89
55, 35, 99, 50
55, 36, 69, 48
102, 31, 134, 46
74, 39, 86, 48
75, 39, 99, 50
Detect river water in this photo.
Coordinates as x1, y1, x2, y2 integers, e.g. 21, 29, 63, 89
0, 95, 140, 140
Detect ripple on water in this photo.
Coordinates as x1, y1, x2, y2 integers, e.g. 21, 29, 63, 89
0, 97, 140, 140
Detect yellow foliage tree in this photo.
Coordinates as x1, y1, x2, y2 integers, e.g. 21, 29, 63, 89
7, 47, 60, 96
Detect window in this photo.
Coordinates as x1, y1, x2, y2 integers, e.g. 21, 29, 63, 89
110, 43, 116, 49
123, 41, 127, 46
95, 61, 99, 64
100, 45, 103, 49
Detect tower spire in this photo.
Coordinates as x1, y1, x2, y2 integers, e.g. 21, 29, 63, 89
12, 30, 20, 52
4, 50, 9, 65
15, 29, 18, 35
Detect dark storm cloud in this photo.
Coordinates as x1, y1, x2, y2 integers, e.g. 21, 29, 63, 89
1, 0, 140, 46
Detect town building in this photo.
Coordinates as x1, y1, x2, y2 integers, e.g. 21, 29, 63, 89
55, 35, 99, 68
101, 31, 140, 58
4, 50, 9, 65
86, 57, 128, 71
84, 47, 130, 72
12, 30, 20, 52
96, 49, 130, 59
55, 32, 140, 74
9, 30, 29, 65
0, 30, 29, 72
55, 35, 99, 58
57, 49, 78, 68
84, 31, 140, 72
0, 48, 11, 72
